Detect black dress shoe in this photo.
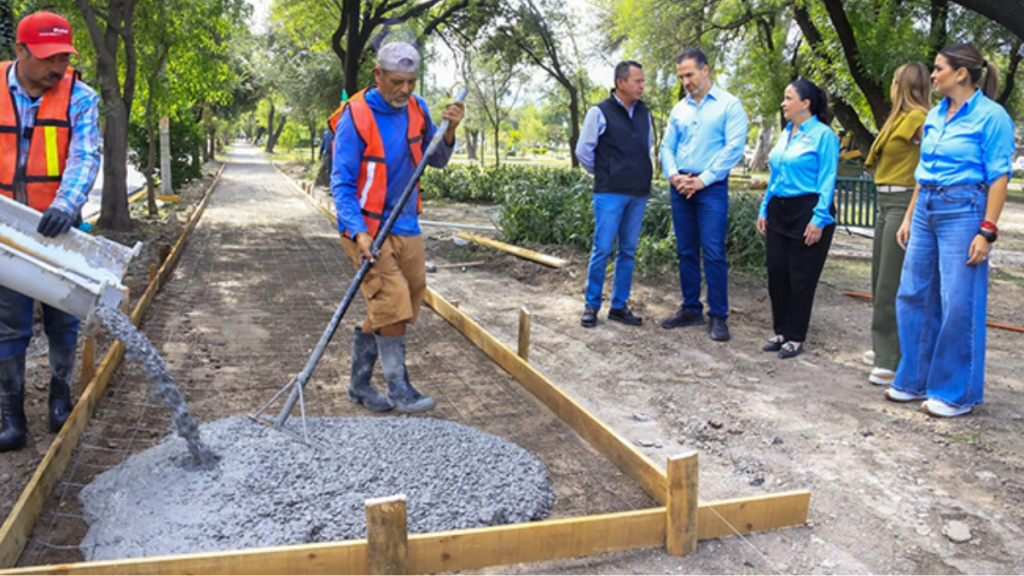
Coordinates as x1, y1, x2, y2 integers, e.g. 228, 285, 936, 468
661, 308, 705, 329
778, 342, 803, 359
580, 306, 598, 328
762, 336, 784, 352
608, 307, 642, 326
708, 316, 730, 341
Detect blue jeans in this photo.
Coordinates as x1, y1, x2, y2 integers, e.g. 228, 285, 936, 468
669, 180, 729, 319
585, 192, 649, 309
893, 183, 988, 408
0, 285, 79, 359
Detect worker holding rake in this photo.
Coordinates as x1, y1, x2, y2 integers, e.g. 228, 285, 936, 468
329, 42, 464, 414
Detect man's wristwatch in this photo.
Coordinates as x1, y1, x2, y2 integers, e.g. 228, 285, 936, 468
979, 220, 998, 243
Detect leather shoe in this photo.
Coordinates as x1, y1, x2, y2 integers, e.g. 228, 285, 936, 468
707, 316, 730, 341
661, 308, 705, 329
608, 307, 642, 326
580, 306, 597, 328
763, 336, 784, 352
778, 342, 803, 359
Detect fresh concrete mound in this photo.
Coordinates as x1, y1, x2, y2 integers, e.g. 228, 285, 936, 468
79, 416, 554, 561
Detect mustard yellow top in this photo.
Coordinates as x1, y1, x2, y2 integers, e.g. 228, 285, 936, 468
865, 109, 927, 187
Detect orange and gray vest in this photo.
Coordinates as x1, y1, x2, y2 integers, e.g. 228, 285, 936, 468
0, 61, 74, 212
328, 88, 426, 237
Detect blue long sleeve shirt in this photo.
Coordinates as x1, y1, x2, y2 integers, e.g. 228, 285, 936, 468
8, 63, 100, 216
914, 89, 1016, 187
575, 92, 653, 175
659, 83, 749, 186
760, 115, 840, 229
331, 88, 453, 237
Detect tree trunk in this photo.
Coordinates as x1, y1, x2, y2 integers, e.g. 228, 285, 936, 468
97, 97, 132, 230
929, 0, 949, 62
952, 0, 1024, 41
266, 116, 287, 153
493, 127, 500, 167
751, 123, 773, 172
264, 102, 276, 153
465, 126, 478, 160
567, 87, 580, 169
309, 122, 317, 163
998, 42, 1022, 104
207, 126, 216, 161
820, 0, 889, 128
343, 0, 363, 96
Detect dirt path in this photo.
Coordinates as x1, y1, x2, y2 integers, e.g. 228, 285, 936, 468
13, 145, 651, 568
416, 202, 1024, 574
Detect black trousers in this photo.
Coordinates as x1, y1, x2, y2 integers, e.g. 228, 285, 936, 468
765, 194, 835, 343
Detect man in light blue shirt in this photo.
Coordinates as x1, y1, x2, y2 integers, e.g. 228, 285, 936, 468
659, 48, 748, 341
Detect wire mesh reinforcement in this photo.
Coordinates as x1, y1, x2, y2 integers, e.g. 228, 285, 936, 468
16, 148, 655, 568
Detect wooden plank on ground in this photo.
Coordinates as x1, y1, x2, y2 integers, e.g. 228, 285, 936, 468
697, 490, 811, 540
0, 164, 226, 569
423, 288, 668, 504
454, 233, 568, 268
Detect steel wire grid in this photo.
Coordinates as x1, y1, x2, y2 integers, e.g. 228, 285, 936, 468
17, 154, 654, 568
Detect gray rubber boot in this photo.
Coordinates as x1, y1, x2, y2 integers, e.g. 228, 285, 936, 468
375, 334, 435, 414
48, 344, 76, 433
0, 354, 27, 452
347, 327, 393, 412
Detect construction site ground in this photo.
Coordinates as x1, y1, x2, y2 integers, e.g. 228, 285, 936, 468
4, 144, 1024, 574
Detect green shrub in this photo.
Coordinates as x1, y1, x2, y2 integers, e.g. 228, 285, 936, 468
128, 115, 205, 190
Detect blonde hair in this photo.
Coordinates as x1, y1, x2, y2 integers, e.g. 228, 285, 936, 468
878, 62, 931, 136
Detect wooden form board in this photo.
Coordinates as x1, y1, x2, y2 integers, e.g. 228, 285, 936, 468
453, 233, 569, 268
1, 493, 812, 576
0, 164, 226, 569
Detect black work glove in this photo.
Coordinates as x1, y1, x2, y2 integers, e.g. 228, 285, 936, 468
37, 207, 75, 238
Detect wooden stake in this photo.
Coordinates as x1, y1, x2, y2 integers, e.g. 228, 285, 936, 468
80, 338, 95, 391
433, 260, 485, 270
667, 451, 699, 556
518, 307, 531, 362
149, 264, 158, 285
365, 495, 408, 575
158, 243, 173, 266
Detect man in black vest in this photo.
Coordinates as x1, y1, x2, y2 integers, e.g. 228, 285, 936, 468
575, 61, 653, 328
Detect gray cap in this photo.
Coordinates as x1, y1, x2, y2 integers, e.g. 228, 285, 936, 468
376, 42, 420, 73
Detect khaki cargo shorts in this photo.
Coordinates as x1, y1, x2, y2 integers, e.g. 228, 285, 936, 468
341, 234, 426, 330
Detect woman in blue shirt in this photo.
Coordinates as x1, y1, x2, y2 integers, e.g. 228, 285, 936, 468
757, 79, 839, 359
885, 44, 1015, 417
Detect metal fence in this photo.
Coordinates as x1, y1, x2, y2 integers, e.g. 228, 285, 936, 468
834, 176, 877, 228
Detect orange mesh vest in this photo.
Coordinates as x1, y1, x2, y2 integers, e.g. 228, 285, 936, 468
328, 88, 426, 237
0, 61, 75, 212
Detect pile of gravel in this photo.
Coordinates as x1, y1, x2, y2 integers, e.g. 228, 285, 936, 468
79, 416, 554, 561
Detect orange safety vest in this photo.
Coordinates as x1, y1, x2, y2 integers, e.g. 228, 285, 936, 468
328, 88, 426, 238
0, 61, 74, 212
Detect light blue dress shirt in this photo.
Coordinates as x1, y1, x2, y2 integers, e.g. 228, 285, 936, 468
659, 83, 749, 186
575, 92, 653, 175
7, 63, 100, 216
914, 89, 1016, 187
760, 115, 840, 229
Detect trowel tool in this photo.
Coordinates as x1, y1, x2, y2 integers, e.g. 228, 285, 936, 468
251, 88, 469, 442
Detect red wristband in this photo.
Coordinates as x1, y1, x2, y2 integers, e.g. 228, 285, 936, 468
981, 220, 998, 233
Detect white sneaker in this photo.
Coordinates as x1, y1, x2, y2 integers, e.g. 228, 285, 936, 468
862, 350, 875, 366
921, 399, 972, 418
884, 388, 926, 402
869, 368, 896, 386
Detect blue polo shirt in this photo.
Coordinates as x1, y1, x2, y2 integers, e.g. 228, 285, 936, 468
760, 115, 840, 229
914, 89, 1015, 187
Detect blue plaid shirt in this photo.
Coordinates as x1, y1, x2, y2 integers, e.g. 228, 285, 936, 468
7, 62, 101, 215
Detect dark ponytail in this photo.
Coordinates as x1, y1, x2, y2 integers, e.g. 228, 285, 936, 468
939, 43, 1000, 100
790, 79, 834, 125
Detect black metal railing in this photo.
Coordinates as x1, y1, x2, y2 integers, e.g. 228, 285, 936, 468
834, 176, 877, 228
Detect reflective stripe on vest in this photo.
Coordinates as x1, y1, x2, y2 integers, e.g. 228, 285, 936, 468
329, 88, 427, 237
0, 61, 74, 212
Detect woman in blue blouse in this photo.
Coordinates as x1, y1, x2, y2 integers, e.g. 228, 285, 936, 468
886, 44, 1015, 417
757, 79, 840, 359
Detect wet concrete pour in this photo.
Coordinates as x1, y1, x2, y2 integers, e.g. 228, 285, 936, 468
78, 416, 554, 561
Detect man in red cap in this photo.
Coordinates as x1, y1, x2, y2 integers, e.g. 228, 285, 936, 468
0, 11, 101, 452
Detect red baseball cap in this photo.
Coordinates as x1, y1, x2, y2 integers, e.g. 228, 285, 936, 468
16, 12, 78, 59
